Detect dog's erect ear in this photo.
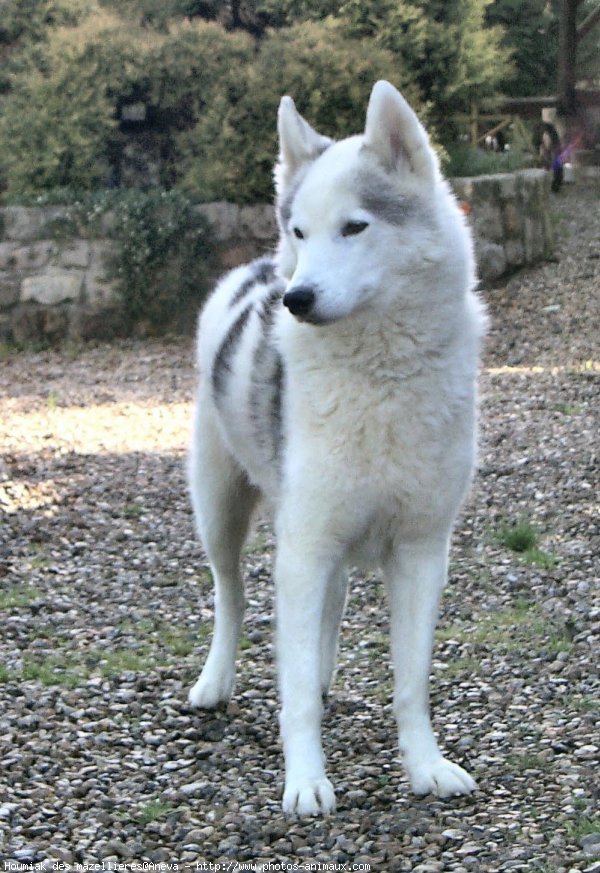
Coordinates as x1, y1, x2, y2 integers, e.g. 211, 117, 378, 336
362, 81, 439, 182
277, 96, 332, 185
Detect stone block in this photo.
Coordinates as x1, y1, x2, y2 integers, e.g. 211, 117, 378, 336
21, 270, 83, 305
41, 307, 69, 341
84, 242, 115, 305
219, 243, 264, 270
195, 202, 240, 242
0, 272, 20, 307
542, 211, 555, 255
69, 304, 128, 341
475, 241, 507, 284
450, 178, 474, 202
11, 305, 44, 343
0, 242, 19, 270
100, 211, 117, 235
495, 173, 518, 199
58, 240, 91, 269
2, 207, 44, 241
11, 241, 55, 271
472, 201, 504, 244
504, 239, 525, 267
469, 175, 499, 201
39, 206, 75, 236
502, 203, 522, 237
523, 216, 544, 262
239, 205, 278, 241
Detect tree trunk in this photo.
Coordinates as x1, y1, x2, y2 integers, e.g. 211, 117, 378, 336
557, 0, 578, 118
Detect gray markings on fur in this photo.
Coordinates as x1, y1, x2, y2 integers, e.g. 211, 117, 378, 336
279, 183, 300, 228
212, 303, 253, 398
358, 169, 422, 226
249, 287, 286, 464
229, 258, 277, 308
278, 141, 332, 228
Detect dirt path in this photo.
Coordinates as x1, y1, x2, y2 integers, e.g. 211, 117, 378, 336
1, 182, 598, 870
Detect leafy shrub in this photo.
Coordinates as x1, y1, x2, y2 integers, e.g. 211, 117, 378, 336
178, 19, 421, 202
0, 9, 139, 194
444, 143, 531, 177
104, 189, 216, 331
0, 10, 253, 198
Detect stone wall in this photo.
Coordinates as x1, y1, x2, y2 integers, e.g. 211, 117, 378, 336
0, 169, 553, 344
0, 206, 117, 344
452, 168, 554, 285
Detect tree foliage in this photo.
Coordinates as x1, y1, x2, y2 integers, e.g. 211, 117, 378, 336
341, 0, 512, 118
0, 0, 575, 202
0, 8, 253, 196
486, 0, 600, 97
177, 20, 416, 202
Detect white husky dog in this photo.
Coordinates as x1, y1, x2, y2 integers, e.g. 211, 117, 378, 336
188, 81, 486, 816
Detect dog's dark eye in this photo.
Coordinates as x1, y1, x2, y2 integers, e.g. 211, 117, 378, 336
342, 220, 369, 237
293, 227, 304, 240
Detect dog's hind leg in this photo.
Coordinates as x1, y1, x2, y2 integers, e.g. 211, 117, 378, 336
320, 570, 348, 698
188, 397, 259, 709
385, 536, 477, 798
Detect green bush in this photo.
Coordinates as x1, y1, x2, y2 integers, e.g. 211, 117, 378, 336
444, 142, 531, 177
104, 189, 216, 331
0, 10, 254, 198
0, 9, 144, 194
178, 19, 420, 202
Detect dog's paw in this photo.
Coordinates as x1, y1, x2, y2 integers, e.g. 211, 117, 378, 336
188, 671, 233, 709
282, 776, 336, 816
408, 757, 477, 798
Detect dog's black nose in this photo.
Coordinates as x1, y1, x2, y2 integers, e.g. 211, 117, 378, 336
283, 287, 315, 317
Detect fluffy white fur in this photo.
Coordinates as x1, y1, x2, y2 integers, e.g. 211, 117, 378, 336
188, 81, 487, 816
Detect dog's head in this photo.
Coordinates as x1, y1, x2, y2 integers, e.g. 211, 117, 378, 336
275, 81, 471, 325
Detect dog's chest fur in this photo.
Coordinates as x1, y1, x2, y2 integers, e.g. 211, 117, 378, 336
199, 257, 478, 540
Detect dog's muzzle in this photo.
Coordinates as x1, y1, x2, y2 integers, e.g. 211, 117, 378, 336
283, 286, 315, 319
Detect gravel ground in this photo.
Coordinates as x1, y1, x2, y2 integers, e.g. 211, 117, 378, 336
1, 180, 598, 871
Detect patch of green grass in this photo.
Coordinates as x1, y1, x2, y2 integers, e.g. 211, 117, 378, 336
437, 654, 481, 678
528, 866, 561, 873
496, 520, 557, 568
0, 585, 41, 609
437, 600, 573, 657
62, 340, 84, 361
137, 801, 176, 825
497, 521, 539, 553
0, 343, 14, 362
99, 649, 158, 677
562, 695, 600, 713
552, 402, 581, 415
0, 663, 16, 683
239, 633, 253, 652
22, 655, 87, 688
565, 816, 600, 841
444, 142, 531, 177
29, 555, 52, 570
523, 548, 558, 569
46, 390, 59, 410
160, 628, 195, 657
506, 752, 548, 772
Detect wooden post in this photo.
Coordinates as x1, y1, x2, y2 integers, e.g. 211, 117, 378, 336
557, 0, 578, 118
470, 103, 478, 145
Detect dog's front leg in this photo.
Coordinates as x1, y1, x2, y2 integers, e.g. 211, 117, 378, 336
385, 535, 477, 798
276, 538, 338, 816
